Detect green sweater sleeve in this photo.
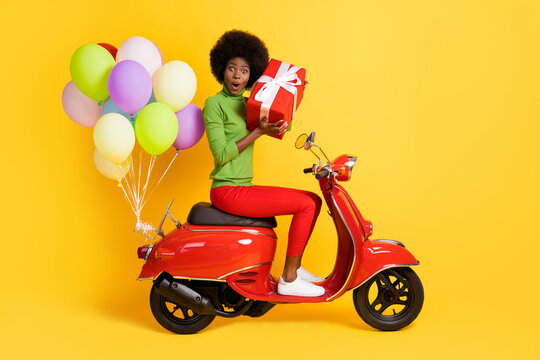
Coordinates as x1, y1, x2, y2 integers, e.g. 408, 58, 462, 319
202, 98, 240, 165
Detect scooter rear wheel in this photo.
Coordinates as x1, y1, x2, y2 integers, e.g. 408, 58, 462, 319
353, 267, 423, 331
150, 283, 215, 334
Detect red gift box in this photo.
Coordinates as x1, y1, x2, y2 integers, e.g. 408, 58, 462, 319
246, 59, 306, 139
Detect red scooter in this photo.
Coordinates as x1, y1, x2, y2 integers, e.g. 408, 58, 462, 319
136, 132, 424, 333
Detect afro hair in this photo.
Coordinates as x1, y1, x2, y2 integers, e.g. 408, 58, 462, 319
210, 30, 269, 89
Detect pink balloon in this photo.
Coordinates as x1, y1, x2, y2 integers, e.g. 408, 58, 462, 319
116, 36, 162, 78
173, 104, 205, 150
62, 81, 103, 128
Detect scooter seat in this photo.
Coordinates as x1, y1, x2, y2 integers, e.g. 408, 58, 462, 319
187, 202, 277, 229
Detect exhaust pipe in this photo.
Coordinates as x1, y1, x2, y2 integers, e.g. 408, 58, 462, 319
154, 276, 254, 318
154, 276, 216, 315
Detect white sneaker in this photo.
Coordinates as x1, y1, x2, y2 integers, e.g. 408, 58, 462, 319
297, 266, 325, 283
278, 276, 325, 297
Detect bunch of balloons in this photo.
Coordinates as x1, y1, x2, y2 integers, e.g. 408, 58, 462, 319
62, 37, 205, 228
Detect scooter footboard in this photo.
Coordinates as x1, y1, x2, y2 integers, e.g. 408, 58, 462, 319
347, 239, 420, 290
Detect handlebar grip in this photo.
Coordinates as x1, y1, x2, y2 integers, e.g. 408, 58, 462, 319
303, 167, 313, 174
315, 169, 330, 180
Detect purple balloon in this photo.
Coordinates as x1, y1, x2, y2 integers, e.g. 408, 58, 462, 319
108, 60, 152, 115
173, 104, 205, 150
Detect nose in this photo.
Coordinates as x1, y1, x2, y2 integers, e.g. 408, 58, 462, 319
233, 70, 241, 79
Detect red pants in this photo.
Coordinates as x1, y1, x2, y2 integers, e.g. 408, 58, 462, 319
210, 185, 322, 257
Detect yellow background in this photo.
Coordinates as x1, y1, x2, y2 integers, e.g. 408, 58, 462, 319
1, 0, 539, 358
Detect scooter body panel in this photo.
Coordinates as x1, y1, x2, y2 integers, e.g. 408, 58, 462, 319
317, 179, 372, 300
317, 178, 421, 298
138, 224, 277, 280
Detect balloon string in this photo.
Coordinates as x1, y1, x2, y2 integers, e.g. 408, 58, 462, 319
141, 151, 179, 209
118, 180, 137, 217
137, 147, 142, 210
116, 149, 179, 225
143, 154, 156, 194
105, 158, 136, 215
126, 152, 145, 220
125, 151, 145, 220
122, 168, 138, 212
141, 157, 156, 201
139, 155, 155, 209
127, 153, 135, 189
120, 154, 136, 208
156, 151, 178, 187
125, 154, 138, 210
110, 158, 140, 218
122, 182, 138, 217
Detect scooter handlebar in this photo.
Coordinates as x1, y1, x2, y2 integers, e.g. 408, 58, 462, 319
303, 167, 313, 174
315, 168, 330, 180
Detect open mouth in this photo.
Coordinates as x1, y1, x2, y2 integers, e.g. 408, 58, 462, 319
231, 83, 241, 91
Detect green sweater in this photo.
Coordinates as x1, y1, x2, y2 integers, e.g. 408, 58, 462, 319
202, 86, 254, 188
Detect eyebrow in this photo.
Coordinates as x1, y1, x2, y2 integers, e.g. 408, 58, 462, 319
229, 62, 249, 68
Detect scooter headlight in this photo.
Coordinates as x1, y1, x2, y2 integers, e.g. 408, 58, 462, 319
333, 155, 358, 181
345, 156, 357, 175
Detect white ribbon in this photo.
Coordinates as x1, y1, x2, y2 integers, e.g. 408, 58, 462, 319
253, 61, 302, 121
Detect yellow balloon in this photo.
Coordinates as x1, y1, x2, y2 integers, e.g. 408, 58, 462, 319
93, 113, 135, 164
93, 148, 130, 180
153, 61, 197, 111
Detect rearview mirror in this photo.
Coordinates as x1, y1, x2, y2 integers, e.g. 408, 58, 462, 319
306, 132, 316, 147
295, 133, 308, 149
295, 132, 316, 150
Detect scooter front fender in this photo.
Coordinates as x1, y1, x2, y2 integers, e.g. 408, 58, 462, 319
348, 239, 419, 290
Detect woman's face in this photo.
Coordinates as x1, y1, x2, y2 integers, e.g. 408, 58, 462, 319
223, 57, 250, 95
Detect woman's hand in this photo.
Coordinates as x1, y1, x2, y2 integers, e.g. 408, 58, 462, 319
258, 115, 288, 136
235, 115, 288, 154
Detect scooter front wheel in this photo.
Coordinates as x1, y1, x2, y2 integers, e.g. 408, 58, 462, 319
353, 267, 424, 331
150, 282, 215, 334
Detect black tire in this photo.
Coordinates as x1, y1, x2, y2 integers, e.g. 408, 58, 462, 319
149, 282, 215, 334
353, 267, 424, 331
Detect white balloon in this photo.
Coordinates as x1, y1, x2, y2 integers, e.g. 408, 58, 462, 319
116, 36, 163, 78
93, 148, 130, 180
93, 113, 135, 164
153, 60, 197, 112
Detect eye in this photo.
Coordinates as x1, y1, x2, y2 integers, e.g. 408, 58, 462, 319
228, 67, 235, 71
242, 69, 248, 74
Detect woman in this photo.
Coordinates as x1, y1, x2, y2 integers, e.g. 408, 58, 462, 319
202, 30, 324, 297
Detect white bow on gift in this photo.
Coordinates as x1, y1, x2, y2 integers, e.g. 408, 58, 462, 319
253, 61, 302, 120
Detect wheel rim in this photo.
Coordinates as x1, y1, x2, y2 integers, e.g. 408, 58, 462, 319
364, 269, 414, 320
159, 296, 204, 325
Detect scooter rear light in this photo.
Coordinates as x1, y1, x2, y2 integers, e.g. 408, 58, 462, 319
137, 243, 154, 260
137, 247, 147, 259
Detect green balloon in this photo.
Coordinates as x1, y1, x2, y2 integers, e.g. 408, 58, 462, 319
70, 44, 115, 102
135, 102, 179, 156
